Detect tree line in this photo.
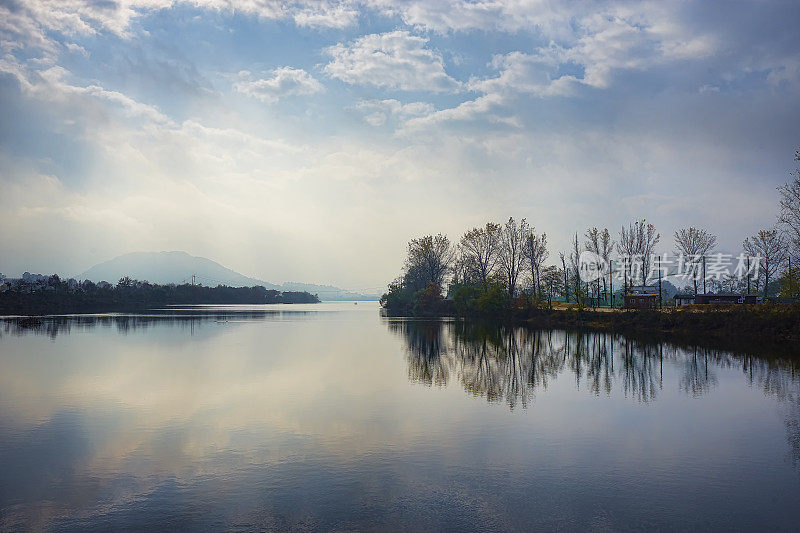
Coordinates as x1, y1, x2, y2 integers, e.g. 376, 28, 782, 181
0, 275, 320, 315
382, 146, 800, 315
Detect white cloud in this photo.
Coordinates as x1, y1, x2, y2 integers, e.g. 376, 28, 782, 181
356, 99, 433, 126
362, 0, 573, 35
324, 30, 461, 92
0, 0, 358, 58
234, 67, 323, 104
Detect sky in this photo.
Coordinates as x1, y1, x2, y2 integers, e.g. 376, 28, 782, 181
0, 0, 799, 291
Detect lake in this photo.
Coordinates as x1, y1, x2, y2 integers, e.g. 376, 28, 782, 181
1, 302, 799, 531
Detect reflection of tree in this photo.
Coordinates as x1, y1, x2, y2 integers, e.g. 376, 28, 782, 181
619, 338, 662, 403
392, 321, 669, 407
387, 320, 449, 386
389, 319, 800, 411
742, 355, 800, 466
679, 347, 718, 397
390, 319, 800, 469
1, 309, 317, 339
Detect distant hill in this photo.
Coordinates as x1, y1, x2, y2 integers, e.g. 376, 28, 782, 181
279, 281, 378, 301
77, 251, 379, 301
78, 251, 276, 288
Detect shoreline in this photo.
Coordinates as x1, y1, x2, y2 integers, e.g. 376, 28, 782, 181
384, 302, 800, 351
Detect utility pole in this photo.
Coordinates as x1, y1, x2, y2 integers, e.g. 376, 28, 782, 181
658, 255, 662, 309
746, 256, 751, 294
610, 260, 614, 308
702, 256, 706, 294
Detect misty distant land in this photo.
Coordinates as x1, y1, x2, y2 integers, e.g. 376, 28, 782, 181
76, 251, 380, 301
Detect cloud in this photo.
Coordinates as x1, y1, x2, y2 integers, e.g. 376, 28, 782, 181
0, 0, 358, 58
355, 99, 433, 126
362, 0, 573, 34
324, 30, 461, 92
234, 67, 323, 104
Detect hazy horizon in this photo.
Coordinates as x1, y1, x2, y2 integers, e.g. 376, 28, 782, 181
1, 1, 799, 290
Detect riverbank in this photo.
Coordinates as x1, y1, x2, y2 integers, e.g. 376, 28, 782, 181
385, 302, 800, 347
0, 283, 320, 316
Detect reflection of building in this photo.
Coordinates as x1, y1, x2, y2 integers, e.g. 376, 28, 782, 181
624, 285, 659, 309
674, 293, 759, 307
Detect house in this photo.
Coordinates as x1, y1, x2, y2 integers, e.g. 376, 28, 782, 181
674, 293, 759, 306
695, 293, 759, 305
624, 285, 659, 309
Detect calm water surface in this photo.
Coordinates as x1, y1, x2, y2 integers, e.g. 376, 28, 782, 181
1, 302, 799, 531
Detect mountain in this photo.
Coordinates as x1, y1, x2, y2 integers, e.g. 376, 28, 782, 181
279, 281, 378, 301
77, 251, 379, 301
78, 251, 277, 288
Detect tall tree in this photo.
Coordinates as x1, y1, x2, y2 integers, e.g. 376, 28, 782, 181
599, 228, 614, 297
743, 228, 787, 298
635, 219, 660, 283
584, 227, 612, 299
570, 233, 582, 304
778, 147, 800, 253
559, 252, 568, 302
674, 227, 718, 295
405, 234, 454, 291
540, 265, 562, 308
617, 222, 637, 289
459, 222, 502, 286
523, 231, 549, 297
499, 217, 531, 297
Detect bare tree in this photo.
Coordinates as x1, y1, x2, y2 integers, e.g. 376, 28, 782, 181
499, 217, 531, 297
636, 220, 660, 283
459, 222, 502, 286
405, 234, 454, 291
559, 252, 568, 302
674, 227, 718, 295
743, 228, 787, 298
570, 233, 583, 304
617, 222, 637, 289
599, 228, 614, 296
584, 227, 612, 299
617, 220, 659, 286
778, 147, 800, 253
523, 231, 549, 297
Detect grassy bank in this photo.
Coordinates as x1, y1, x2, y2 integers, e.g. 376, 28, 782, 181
520, 303, 800, 344
384, 298, 800, 347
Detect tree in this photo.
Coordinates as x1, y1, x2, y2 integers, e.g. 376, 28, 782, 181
569, 233, 583, 306
499, 217, 531, 297
459, 222, 501, 286
778, 147, 800, 254
599, 228, 614, 297
636, 220, 660, 283
559, 252, 568, 302
405, 234, 454, 292
674, 227, 718, 295
617, 222, 637, 289
540, 265, 563, 308
743, 228, 787, 298
523, 231, 548, 297
584, 227, 613, 300
778, 265, 800, 298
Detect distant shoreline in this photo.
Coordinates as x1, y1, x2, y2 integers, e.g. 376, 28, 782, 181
0, 278, 320, 316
